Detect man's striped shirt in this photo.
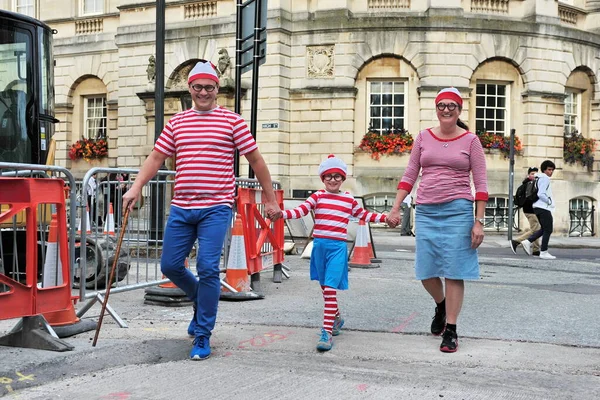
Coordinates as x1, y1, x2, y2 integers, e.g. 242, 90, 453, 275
283, 190, 386, 241
154, 106, 257, 209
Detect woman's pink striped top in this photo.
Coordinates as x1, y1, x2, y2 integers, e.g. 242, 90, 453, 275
398, 129, 489, 204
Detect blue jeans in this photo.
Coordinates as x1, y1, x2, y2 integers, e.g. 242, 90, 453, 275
161, 205, 232, 338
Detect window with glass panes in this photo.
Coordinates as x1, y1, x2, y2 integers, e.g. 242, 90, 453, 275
564, 91, 579, 136
82, 0, 103, 15
15, 0, 35, 17
475, 83, 508, 135
84, 97, 107, 140
569, 197, 593, 237
368, 81, 405, 134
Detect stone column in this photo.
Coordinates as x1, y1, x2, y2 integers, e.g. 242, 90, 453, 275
54, 103, 73, 168
521, 90, 566, 165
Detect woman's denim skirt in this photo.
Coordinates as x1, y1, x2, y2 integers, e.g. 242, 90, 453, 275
414, 199, 479, 281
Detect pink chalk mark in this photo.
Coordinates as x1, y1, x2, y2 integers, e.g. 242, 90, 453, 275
101, 392, 131, 399
391, 312, 419, 333
357, 384, 368, 392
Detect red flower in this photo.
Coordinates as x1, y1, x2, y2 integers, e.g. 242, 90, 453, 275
69, 137, 109, 162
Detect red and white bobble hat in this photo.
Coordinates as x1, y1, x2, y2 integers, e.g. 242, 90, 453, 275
318, 154, 347, 181
188, 61, 219, 85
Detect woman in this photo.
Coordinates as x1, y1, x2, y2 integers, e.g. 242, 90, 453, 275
387, 87, 488, 353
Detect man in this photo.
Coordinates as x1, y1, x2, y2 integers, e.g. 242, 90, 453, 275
521, 160, 556, 260
400, 192, 413, 236
510, 167, 541, 256
122, 61, 281, 360
86, 172, 99, 228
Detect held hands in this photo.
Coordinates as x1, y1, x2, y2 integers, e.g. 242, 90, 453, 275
264, 200, 282, 222
386, 208, 402, 229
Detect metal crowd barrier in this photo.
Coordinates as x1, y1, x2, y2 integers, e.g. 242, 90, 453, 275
1, 162, 285, 328
75, 168, 176, 327
75, 169, 285, 326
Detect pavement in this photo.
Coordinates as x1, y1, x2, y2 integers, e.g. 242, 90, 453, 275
372, 225, 600, 250
0, 228, 599, 399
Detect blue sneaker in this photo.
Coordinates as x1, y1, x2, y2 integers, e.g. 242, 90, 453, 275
332, 315, 344, 336
316, 328, 333, 351
190, 336, 211, 360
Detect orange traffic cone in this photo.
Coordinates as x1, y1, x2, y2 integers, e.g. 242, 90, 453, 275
42, 215, 97, 336
366, 224, 382, 264
159, 258, 189, 289
144, 258, 193, 307
77, 205, 92, 235
349, 220, 378, 269
220, 214, 263, 300
42, 214, 63, 288
103, 202, 115, 236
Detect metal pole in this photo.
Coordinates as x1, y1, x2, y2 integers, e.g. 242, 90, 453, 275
507, 128, 516, 241
155, 0, 165, 140
234, 0, 243, 177
248, 0, 263, 179
150, 0, 166, 242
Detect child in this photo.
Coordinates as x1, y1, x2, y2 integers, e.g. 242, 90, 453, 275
282, 155, 387, 351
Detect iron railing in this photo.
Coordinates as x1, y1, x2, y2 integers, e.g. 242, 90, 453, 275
569, 205, 595, 237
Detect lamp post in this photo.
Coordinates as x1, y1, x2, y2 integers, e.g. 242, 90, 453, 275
149, 0, 166, 242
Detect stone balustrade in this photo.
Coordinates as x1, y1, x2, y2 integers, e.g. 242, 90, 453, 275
184, 1, 218, 19
367, 0, 410, 10
558, 4, 582, 26
75, 18, 103, 35
470, 0, 509, 14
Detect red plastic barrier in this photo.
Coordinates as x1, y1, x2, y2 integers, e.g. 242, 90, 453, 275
0, 178, 72, 320
236, 187, 285, 275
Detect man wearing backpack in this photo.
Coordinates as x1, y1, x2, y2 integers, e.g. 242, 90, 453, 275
510, 167, 541, 255
521, 160, 557, 260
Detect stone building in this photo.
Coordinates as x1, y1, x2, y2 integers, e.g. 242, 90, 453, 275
3, 0, 599, 236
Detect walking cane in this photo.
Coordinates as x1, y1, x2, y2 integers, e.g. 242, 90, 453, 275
92, 207, 131, 347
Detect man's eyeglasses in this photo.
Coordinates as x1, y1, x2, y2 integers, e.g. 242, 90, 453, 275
190, 84, 217, 93
323, 174, 344, 182
436, 102, 459, 111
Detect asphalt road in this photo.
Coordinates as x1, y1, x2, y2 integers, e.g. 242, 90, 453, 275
1, 230, 599, 399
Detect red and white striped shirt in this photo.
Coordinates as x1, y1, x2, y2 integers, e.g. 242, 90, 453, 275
154, 107, 258, 209
283, 190, 387, 241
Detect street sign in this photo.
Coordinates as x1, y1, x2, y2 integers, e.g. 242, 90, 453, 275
262, 122, 278, 129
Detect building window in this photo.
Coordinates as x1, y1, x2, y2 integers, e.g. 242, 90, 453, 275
84, 96, 107, 140
564, 91, 580, 136
475, 83, 508, 135
82, 0, 103, 15
368, 81, 405, 133
14, 0, 35, 17
484, 196, 519, 232
569, 198, 595, 237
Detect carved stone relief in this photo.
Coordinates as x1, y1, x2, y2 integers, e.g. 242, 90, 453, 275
307, 45, 335, 78
168, 64, 195, 91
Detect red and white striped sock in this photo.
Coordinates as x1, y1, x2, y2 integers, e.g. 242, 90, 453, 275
321, 286, 338, 334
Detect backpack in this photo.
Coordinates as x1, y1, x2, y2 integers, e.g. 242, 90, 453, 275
514, 182, 528, 207
524, 177, 539, 203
